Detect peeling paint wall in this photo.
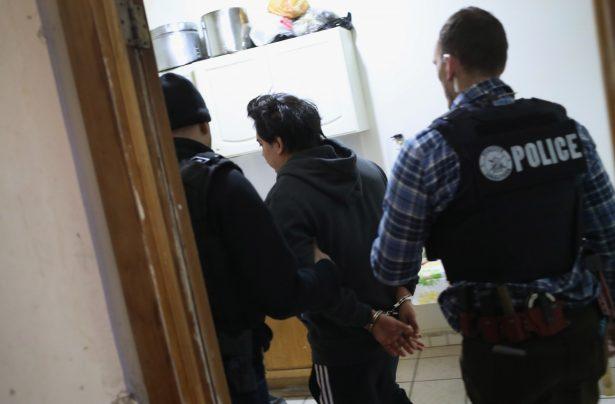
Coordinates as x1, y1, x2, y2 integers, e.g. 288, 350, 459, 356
0, 1, 127, 402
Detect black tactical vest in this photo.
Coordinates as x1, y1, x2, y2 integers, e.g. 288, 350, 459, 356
425, 99, 587, 283
180, 152, 248, 333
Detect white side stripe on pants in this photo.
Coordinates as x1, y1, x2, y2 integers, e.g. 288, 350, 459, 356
315, 364, 334, 404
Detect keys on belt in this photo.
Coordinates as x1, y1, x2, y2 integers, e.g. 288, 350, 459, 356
457, 286, 570, 344
526, 292, 569, 337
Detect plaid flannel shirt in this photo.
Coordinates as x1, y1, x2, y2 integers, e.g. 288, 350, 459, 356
371, 78, 615, 330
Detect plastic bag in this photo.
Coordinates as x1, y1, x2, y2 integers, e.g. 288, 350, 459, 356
292, 8, 338, 36
249, 11, 294, 46
268, 0, 310, 19
316, 12, 353, 32
271, 32, 297, 43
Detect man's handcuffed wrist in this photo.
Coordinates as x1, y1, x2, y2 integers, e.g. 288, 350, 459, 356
366, 310, 385, 333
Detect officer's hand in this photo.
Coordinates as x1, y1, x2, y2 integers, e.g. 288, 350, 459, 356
371, 313, 424, 357
313, 241, 330, 263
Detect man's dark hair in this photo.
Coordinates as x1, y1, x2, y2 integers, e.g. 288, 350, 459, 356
439, 7, 508, 76
247, 93, 324, 153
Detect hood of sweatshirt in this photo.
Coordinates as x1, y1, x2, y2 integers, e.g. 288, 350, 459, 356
276, 139, 362, 204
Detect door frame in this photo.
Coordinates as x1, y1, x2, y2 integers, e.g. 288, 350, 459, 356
45, 1, 229, 403
595, 0, 615, 161
36, 0, 615, 403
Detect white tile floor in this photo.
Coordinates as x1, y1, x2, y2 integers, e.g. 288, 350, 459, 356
285, 339, 615, 403
395, 343, 468, 404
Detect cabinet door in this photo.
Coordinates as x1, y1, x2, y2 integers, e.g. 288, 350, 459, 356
167, 63, 196, 84
193, 48, 272, 156
264, 317, 312, 371
266, 28, 368, 138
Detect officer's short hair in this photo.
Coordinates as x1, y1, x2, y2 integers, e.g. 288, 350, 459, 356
247, 93, 324, 153
439, 7, 508, 76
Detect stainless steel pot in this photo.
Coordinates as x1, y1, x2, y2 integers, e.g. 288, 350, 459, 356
151, 22, 205, 71
200, 8, 252, 57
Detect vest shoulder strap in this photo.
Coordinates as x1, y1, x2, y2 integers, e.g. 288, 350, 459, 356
179, 152, 241, 220
429, 98, 570, 153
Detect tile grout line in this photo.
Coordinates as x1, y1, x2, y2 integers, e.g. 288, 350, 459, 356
407, 351, 421, 398
418, 353, 461, 360
413, 377, 464, 383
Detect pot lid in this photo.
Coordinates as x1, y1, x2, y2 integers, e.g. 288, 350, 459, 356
151, 22, 199, 38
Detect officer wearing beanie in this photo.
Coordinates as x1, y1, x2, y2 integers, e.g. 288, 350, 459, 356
371, 7, 615, 404
160, 73, 341, 404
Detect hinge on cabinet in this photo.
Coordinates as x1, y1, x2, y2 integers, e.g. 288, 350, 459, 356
116, 0, 151, 49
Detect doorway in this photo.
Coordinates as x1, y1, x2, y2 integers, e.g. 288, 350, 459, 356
45, 1, 615, 403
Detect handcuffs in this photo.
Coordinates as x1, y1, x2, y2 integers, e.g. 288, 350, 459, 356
366, 294, 413, 333
388, 294, 414, 318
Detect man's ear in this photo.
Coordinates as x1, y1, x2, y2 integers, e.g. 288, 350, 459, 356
274, 137, 285, 155
199, 122, 212, 147
198, 121, 210, 136
443, 54, 458, 82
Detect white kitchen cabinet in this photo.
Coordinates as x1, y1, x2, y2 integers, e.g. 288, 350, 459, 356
266, 27, 368, 140
167, 63, 197, 84
173, 27, 368, 157
192, 47, 271, 156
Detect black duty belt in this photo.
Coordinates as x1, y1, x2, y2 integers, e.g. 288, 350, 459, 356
458, 286, 570, 344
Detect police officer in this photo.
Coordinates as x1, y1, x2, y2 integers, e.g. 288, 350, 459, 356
371, 7, 615, 404
160, 73, 341, 404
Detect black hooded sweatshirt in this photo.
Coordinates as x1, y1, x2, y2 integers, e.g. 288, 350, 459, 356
266, 139, 396, 366
174, 137, 341, 339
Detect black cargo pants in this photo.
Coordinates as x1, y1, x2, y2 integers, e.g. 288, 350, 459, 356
461, 304, 607, 404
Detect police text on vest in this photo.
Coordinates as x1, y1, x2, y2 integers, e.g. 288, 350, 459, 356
478, 133, 583, 182
510, 133, 583, 173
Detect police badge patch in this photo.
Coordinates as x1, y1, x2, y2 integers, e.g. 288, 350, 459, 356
479, 145, 513, 182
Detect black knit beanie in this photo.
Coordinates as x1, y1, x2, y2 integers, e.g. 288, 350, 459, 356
160, 73, 211, 130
